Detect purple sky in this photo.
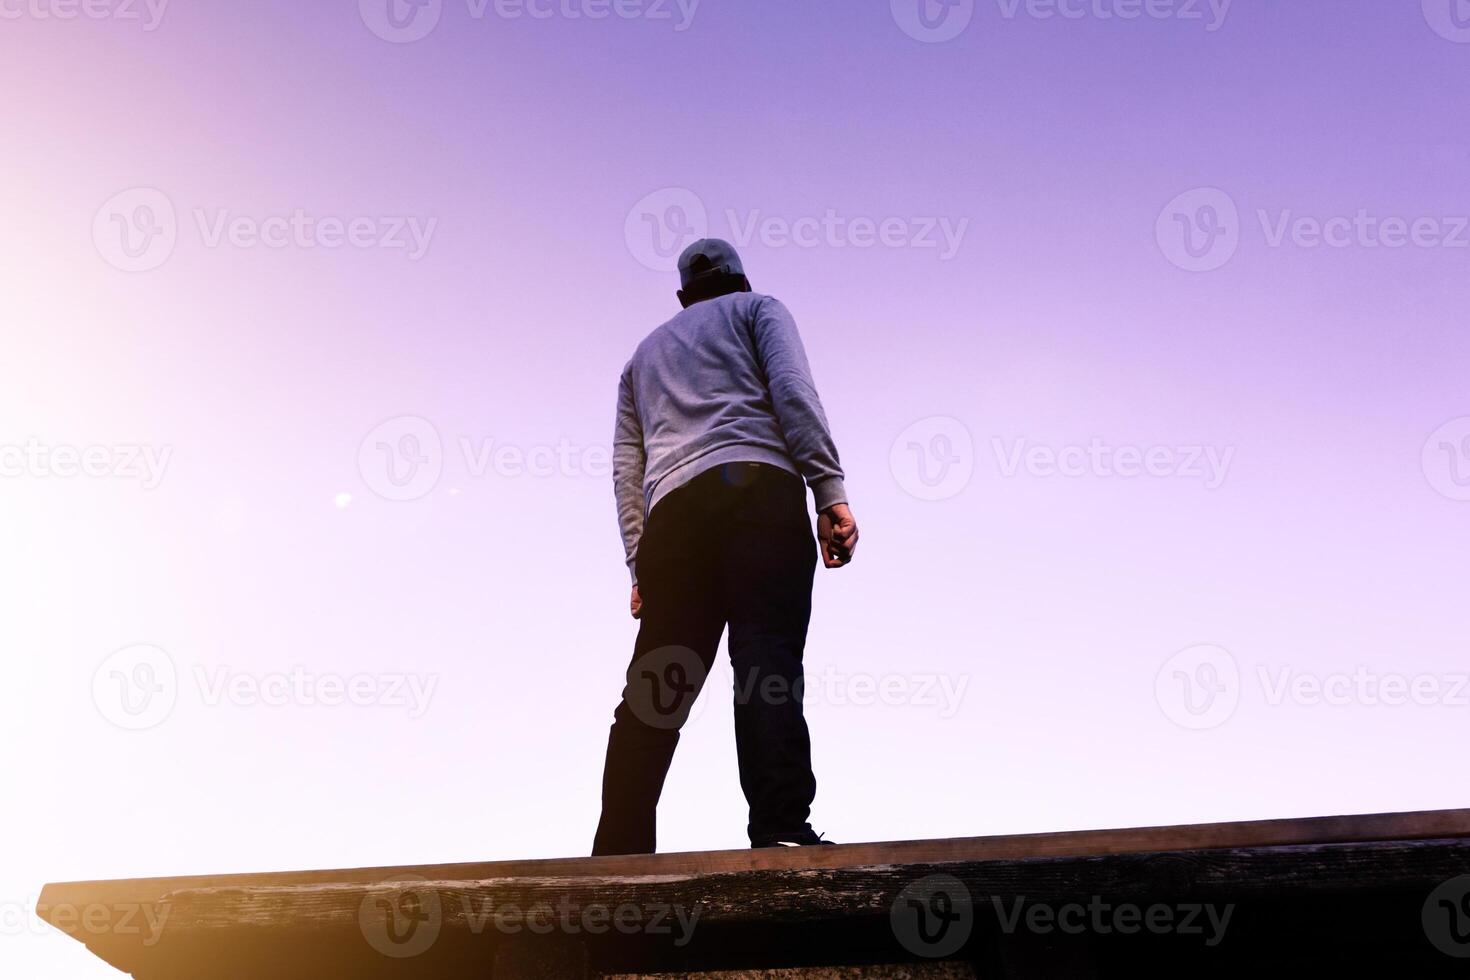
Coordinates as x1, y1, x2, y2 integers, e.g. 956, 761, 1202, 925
4, 1, 1470, 975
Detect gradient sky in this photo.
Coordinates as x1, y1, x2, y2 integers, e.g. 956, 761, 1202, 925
4, 1, 1470, 975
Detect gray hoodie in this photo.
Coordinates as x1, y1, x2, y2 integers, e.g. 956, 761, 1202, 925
614, 291, 847, 584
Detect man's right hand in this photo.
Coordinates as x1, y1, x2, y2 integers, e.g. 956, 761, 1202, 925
817, 503, 859, 568
630, 585, 643, 619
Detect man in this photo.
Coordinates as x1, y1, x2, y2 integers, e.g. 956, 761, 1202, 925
592, 238, 859, 856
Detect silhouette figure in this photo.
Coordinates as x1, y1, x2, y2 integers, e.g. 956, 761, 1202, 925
592, 239, 858, 855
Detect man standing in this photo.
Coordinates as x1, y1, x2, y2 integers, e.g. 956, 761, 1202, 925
592, 239, 858, 855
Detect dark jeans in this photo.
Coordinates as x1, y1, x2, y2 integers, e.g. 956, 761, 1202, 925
592, 461, 819, 855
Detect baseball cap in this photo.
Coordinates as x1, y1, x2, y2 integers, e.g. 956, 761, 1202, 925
677, 238, 746, 290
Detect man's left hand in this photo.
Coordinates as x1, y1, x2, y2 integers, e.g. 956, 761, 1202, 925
818, 504, 859, 568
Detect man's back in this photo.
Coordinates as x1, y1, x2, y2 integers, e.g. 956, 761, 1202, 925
614, 291, 847, 585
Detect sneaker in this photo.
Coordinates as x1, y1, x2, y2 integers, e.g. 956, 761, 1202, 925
751, 830, 835, 848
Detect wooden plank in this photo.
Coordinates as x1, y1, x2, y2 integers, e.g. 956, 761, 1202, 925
36, 838, 1470, 978
82, 838, 1470, 933
602, 968, 979, 979
36, 810, 1470, 978
38, 807, 1470, 913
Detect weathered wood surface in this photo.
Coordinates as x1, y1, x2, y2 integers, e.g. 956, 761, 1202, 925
50, 840, 1470, 933
603, 968, 978, 979
38, 806, 1470, 909
34, 808, 1470, 979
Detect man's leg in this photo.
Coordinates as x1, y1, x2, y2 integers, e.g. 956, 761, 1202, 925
722, 466, 820, 845
592, 488, 725, 856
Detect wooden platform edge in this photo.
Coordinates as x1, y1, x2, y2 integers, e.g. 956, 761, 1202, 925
37, 806, 1470, 915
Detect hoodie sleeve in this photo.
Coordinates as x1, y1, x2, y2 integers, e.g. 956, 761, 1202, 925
612, 362, 647, 585
750, 296, 848, 511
